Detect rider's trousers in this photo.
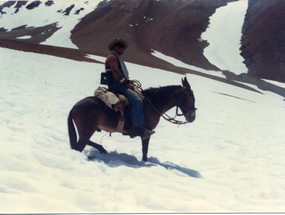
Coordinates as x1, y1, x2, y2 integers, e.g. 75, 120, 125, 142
109, 81, 145, 126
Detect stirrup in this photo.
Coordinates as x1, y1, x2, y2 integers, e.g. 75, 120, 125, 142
141, 129, 155, 140
129, 126, 142, 138
129, 126, 155, 140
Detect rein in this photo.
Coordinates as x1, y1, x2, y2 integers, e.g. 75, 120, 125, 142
161, 106, 190, 125
131, 80, 191, 125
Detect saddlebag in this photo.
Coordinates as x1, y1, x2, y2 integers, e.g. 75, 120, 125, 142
94, 87, 129, 111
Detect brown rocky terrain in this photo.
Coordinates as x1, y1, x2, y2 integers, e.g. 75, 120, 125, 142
0, 38, 101, 64
71, 0, 233, 71
0, 0, 285, 97
241, 0, 285, 82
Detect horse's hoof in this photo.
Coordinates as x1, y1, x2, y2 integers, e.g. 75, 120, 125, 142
99, 146, 107, 154
100, 149, 107, 154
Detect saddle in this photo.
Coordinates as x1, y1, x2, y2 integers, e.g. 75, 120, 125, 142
94, 86, 154, 140
94, 87, 129, 132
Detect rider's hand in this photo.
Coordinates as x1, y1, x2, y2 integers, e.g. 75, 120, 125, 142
126, 83, 135, 90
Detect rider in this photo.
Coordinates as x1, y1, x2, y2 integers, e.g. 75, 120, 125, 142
105, 38, 154, 140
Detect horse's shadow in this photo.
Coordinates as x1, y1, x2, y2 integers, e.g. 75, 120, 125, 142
86, 150, 202, 178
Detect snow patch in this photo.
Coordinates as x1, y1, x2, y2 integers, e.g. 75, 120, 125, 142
152, 50, 225, 78
202, 0, 248, 75
16, 35, 32, 39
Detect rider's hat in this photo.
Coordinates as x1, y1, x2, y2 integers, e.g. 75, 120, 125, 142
108, 38, 129, 51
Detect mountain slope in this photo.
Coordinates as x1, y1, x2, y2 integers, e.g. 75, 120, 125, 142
71, 0, 233, 70
241, 0, 285, 82
0, 1, 99, 48
1, 0, 285, 83
0, 0, 234, 71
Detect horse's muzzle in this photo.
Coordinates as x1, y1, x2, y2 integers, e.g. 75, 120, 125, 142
186, 111, 196, 123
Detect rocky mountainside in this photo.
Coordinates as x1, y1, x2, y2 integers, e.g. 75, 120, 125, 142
241, 0, 285, 82
0, 0, 285, 84
71, 0, 232, 71
0, 1, 99, 46
0, 0, 233, 71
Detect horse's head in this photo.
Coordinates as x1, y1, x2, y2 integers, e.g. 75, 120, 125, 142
179, 77, 196, 123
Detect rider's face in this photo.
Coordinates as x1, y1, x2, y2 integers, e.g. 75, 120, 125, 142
113, 43, 126, 56
114, 46, 124, 56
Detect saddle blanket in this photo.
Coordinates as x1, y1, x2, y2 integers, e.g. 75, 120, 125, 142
94, 87, 129, 111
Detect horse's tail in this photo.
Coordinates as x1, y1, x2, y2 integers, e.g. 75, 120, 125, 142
68, 108, 78, 150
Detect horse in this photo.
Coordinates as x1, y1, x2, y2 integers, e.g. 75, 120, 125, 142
67, 77, 196, 161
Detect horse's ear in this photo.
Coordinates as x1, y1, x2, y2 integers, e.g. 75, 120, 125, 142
182, 77, 191, 90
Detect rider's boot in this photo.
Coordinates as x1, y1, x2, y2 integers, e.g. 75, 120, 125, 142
130, 125, 155, 140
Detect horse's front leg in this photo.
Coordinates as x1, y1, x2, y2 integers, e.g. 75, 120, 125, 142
141, 137, 150, 161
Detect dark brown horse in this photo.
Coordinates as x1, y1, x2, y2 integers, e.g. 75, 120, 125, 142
68, 77, 196, 161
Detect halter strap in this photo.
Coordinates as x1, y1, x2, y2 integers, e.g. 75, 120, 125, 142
132, 81, 192, 125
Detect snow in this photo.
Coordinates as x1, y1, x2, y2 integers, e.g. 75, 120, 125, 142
151, 50, 225, 78
1, 0, 285, 213
0, 1, 100, 48
262, 79, 285, 88
202, 0, 248, 75
2, 46, 285, 213
16, 35, 32, 39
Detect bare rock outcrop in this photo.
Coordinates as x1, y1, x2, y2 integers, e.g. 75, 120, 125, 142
241, 0, 285, 82
71, 0, 232, 70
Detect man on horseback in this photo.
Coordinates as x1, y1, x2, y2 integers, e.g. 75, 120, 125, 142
105, 38, 155, 140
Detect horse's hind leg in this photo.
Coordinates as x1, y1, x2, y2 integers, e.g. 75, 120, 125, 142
74, 120, 98, 152
76, 124, 106, 153
87, 141, 107, 154
77, 138, 89, 152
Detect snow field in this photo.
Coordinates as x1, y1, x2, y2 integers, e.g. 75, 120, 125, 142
1, 47, 285, 212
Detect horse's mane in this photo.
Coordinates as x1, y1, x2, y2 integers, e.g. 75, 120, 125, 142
142, 85, 182, 103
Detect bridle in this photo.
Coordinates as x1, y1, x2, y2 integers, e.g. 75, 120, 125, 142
176, 90, 196, 111
132, 80, 196, 125
165, 89, 197, 125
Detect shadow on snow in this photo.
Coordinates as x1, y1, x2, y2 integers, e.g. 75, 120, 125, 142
86, 150, 202, 178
